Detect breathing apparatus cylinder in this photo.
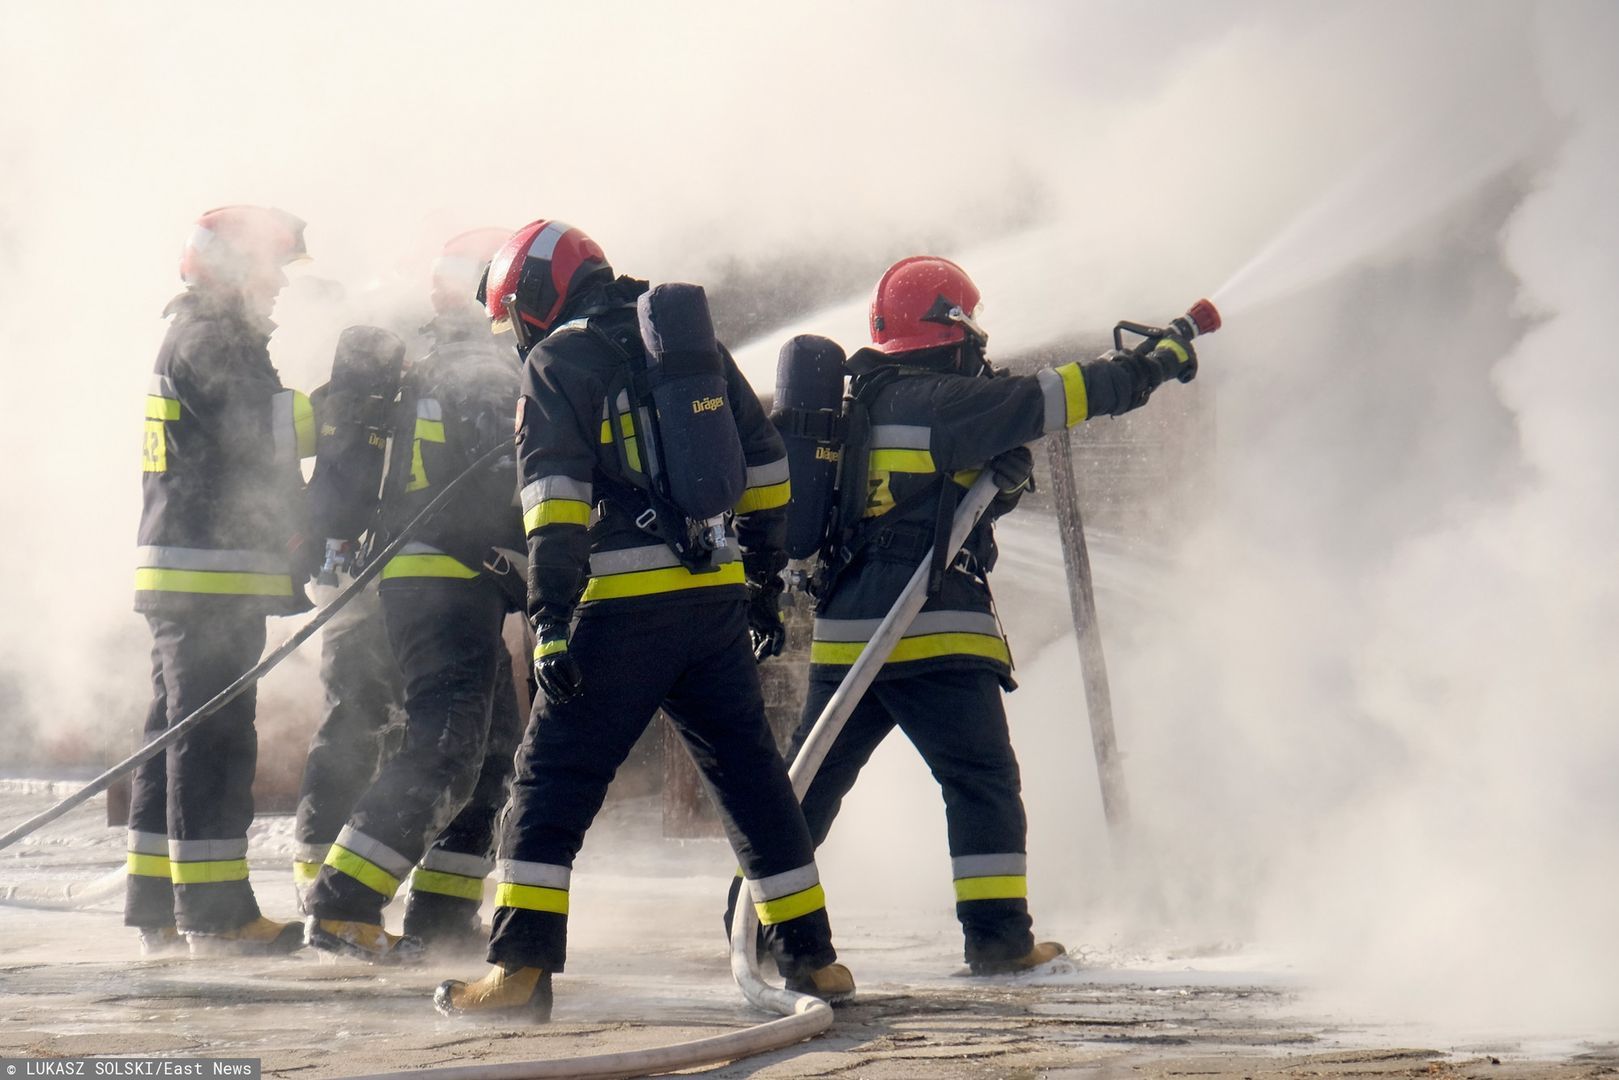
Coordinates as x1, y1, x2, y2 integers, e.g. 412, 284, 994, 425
634, 283, 747, 550
771, 334, 848, 560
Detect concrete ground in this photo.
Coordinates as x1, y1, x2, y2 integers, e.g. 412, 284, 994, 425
2, 783, 1615, 1080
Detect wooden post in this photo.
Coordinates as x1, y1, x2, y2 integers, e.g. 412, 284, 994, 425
1044, 430, 1131, 833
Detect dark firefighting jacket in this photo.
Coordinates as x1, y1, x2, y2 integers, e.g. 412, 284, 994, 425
516, 278, 790, 624
810, 347, 1150, 686
135, 291, 314, 616
376, 316, 526, 589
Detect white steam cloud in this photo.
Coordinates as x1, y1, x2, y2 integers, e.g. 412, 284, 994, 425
1, 0, 1614, 1043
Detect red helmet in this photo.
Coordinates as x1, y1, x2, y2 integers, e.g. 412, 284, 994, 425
869, 255, 987, 355
481, 219, 610, 350
431, 227, 511, 315
180, 205, 307, 289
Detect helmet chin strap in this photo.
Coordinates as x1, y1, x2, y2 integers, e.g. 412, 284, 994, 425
955, 332, 991, 378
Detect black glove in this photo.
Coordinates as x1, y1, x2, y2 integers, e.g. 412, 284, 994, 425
743, 550, 788, 663
1147, 333, 1198, 385
1110, 332, 1197, 412
531, 619, 583, 705
987, 445, 1035, 516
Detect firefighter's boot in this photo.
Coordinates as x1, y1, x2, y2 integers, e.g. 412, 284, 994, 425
137, 927, 185, 957
969, 940, 1067, 976
434, 964, 553, 1022
187, 916, 306, 957
785, 962, 856, 1005
306, 918, 425, 964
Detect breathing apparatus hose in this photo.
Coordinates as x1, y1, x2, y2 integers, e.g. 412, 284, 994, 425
0, 441, 513, 854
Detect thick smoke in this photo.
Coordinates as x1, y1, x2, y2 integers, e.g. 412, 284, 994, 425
1, 0, 1614, 1041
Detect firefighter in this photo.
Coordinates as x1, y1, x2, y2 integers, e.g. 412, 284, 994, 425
292, 325, 407, 914
301, 231, 529, 962
127, 205, 316, 956
292, 230, 523, 959
743, 255, 1199, 975
432, 220, 853, 1021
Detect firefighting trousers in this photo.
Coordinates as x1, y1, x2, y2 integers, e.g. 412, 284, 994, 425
306, 577, 520, 932
487, 598, 837, 979
125, 612, 268, 933
292, 581, 403, 906
787, 667, 1034, 965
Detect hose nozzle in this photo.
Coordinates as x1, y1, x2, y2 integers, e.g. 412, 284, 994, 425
1168, 298, 1221, 341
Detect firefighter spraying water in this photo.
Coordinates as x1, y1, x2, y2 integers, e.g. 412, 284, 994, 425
727, 255, 1218, 980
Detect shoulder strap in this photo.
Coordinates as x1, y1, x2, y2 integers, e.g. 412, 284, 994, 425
586, 320, 721, 571
816, 366, 953, 596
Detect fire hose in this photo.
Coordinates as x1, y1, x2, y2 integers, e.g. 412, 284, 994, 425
0, 440, 514, 854
6, 299, 1217, 1078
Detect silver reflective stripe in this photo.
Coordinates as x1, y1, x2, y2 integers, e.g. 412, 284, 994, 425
294, 842, 330, 864
746, 863, 821, 902
169, 837, 249, 861
334, 826, 414, 878
1036, 369, 1067, 435
497, 859, 571, 890
814, 610, 1002, 644
420, 849, 495, 879
271, 391, 296, 464
745, 456, 790, 488
521, 476, 593, 512
136, 546, 287, 574
589, 542, 737, 576
127, 830, 168, 855
870, 424, 931, 450
149, 374, 177, 398
527, 221, 567, 262
417, 398, 443, 421
397, 541, 449, 557
952, 853, 1027, 879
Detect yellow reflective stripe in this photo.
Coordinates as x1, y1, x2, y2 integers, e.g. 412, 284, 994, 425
142, 419, 167, 473
734, 480, 790, 515
410, 868, 485, 901
1157, 338, 1189, 364
1056, 362, 1087, 425
524, 499, 591, 532
405, 417, 447, 493
381, 554, 479, 580
169, 858, 250, 885
869, 448, 935, 473
810, 631, 1010, 667
293, 390, 316, 458
145, 395, 180, 421
954, 874, 1028, 902
127, 852, 171, 878
951, 468, 981, 489
581, 560, 745, 602
292, 860, 321, 886
598, 415, 636, 443
325, 844, 401, 898
754, 883, 826, 926
495, 882, 569, 914
533, 638, 569, 659
134, 568, 293, 597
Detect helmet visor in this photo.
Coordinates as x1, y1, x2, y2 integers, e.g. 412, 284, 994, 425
946, 304, 988, 345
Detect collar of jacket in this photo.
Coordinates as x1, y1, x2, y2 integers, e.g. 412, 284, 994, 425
845, 346, 947, 379
559, 275, 650, 326
163, 288, 276, 338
